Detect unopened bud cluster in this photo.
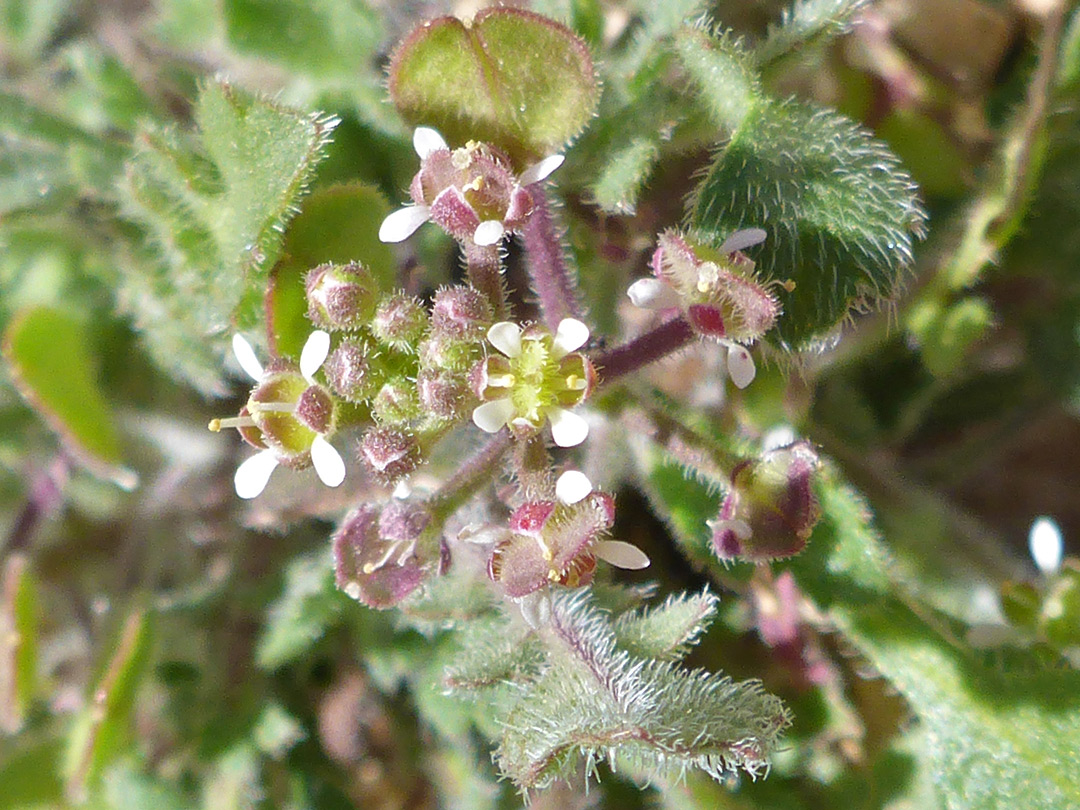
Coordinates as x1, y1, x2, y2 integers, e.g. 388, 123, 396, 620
302, 266, 493, 483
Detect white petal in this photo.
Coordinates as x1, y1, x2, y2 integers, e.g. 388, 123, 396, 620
231, 334, 264, 381
593, 540, 650, 570
627, 278, 680, 310
1030, 516, 1063, 575
548, 407, 589, 447
718, 227, 767, 254
518, 591, 551, 628
551, 318, 590, 358
300, 330, 331, 382
518, 154, 564, 186
555, 470, 593, 505
311, 435, 346, 488
474, 219, 506, 246
413, 126, 448, 158
472, 398, 516, 433
487, 322, 523, 357
727, 344, 756, 389
379, 205, 430, 243
234, 450, 278, 499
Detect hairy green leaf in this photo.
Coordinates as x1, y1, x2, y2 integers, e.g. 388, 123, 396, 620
495, 590, 789, 790
2, 306, 134, 487
120, 82, 336, 393
690, 98, 926, 348
675, 25, 762, 133
755, 0, 871, 68
613, 590, 719, 662
389, 7, 599, 166
788, 470, 1080, 810
257, 551, 344, 671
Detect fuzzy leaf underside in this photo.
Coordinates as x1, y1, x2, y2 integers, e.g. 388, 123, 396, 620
613, 590, 719, 661
690, 97, 926, 349
119, 82, 336, 393
388, 7, 599, 167
787, 471, 1080, 810
495, 590, 789, 790
754, 0, 871, 67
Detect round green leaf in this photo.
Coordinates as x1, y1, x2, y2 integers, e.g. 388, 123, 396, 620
388, 8, 599, 166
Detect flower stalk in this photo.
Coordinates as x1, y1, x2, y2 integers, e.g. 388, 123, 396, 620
520, 185, 583, 329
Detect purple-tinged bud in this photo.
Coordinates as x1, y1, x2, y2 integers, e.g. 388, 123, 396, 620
371, 379, 422, 425
294, 385, 336, 435
324, 337, 381, 403
489, 490, 617, 598
417, 368, 472, 420
372, 294, 428, 351
305, 262, 377, 331
358, 425, 422, 483
710, 441, 821, 563
333, 501, 439, 609
430, 286, 493, 341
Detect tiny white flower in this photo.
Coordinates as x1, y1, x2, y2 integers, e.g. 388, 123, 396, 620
555, 470, 593, 505
1030, 516, 1064, 576
215, 332, 346, 499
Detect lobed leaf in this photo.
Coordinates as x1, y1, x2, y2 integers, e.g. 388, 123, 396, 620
754, 0, 871, 68
119, 82, 336, 393
388, 7, 599, 167
689, 98, 927, 348
494, 590, 789, 790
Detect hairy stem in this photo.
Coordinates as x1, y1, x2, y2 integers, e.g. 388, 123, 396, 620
593, 316, 696, 386
464, 241, 509, 321
521, 185, 583, 328
428, 431, 512, 518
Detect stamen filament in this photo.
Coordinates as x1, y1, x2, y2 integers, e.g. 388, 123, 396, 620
208, 415, 256, 432
252, 401, 296, 414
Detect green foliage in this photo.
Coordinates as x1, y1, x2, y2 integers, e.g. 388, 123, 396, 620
64, 609, 155, 802
494, 590, 790, 790
388, 7, 600, 166
613, 590, 719, 661
787, 470, 1080, 810
690, 97, 926, 347
755, 0, 871, 68
257, 551, 346, 671
0, 554, 38, 734
675, 25, 762, 134
2, 306, 133, 486
120, 82, 336, 392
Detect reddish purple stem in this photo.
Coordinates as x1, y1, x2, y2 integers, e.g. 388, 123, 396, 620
521, 185, 583, 328
592, 316, 696, 386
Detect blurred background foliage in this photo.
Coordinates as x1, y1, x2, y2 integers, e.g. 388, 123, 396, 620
2, 0, 1080, 808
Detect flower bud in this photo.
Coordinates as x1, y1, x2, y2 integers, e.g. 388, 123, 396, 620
372, 294, 428, 351
333, 501, 439, 609
420, 332, 480, 372
417, 368, 473, 420
710, 441, 821, 563
305, 262, 378, 331
358, 425, 422, 483
430, 285, 493, 341
372, 379, 422, 425
324, 337, 382, 403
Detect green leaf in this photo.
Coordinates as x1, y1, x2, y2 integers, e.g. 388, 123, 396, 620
64, 609, 155, 802
495, 590, 790, 790
690, 98, 927, 348
2, 307, 135, 488
754, 0, 871, 68
388, 7, 599, 166
788, 471, 1080, 810
120, 81, 336, 393
0, 554, 38, 734
252, 704, 305, 759
613, 590, 719, 662
256, 551, 345, 671
269, 182, 397, 359
675, 24, 762, 134
590, 136, 661, 215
